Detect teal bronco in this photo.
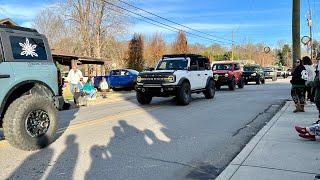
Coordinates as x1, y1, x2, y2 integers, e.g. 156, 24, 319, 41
0, 24, 63, 151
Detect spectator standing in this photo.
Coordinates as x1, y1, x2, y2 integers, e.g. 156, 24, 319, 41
291, 59, 308, 113
67, 64, 83, 96
99, 77, 109, 98
303, 56, 316, 102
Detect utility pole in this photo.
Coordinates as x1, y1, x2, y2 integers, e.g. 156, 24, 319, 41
292, 0, 301, 68
231, 31, 234, 61
307, 0, 313, 61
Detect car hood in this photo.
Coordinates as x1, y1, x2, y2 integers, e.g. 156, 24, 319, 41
213, 70, 229, 74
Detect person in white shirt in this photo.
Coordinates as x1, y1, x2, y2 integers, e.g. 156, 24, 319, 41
67, 64, 83, 96
99, 77, 109, 98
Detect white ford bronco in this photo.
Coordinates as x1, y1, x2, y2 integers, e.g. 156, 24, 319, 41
0, 24, 63, 151
136, 54, 215, 105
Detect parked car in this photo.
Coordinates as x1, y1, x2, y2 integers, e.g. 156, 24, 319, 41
243, 64, 265, 84
108, 69, 139, 90
212, 61, 244, 90
136, 54, 215, 105
0, 24, 63, 151
276, 67, 288, 78
263, 67, 277, 81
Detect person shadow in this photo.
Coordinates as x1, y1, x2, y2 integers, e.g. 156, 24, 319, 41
85, 120, 170, 180
7, 136, 54, 180
46, 135, 79, 180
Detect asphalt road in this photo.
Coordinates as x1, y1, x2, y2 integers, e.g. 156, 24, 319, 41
0, 79, 291, 180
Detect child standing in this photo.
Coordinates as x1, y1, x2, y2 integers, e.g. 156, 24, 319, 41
99, 77, 109, 99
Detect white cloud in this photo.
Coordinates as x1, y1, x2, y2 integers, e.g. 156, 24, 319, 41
0, 3, 48, 21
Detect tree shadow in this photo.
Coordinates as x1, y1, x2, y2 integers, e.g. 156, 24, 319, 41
85, 120, 170, 180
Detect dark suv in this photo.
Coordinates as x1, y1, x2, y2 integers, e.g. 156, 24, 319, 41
212, 61, 244, 90
243, 64, 265, 85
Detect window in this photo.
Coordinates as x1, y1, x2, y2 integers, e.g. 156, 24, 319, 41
120, 70, 129, 76
190, 59, 198, 71
197, 59, 205, 70
213, 64, 232, 70
234, 63, 240, 70
156, 59, 188, 70
9, 36, 48, 60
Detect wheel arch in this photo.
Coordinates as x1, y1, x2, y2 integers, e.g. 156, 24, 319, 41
0, 80, 54, 126
177, 78, 190, 86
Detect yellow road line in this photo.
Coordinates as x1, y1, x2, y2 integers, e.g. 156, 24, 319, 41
0, 105, 161, 149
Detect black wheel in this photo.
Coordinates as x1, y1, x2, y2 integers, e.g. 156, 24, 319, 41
245, 81, 248, 85
238, 77, 245, 88
256, 77, 261, 85
3, 95, 58, 151
136, 92, 152, 105
204, 79, 215, 99
177, 82, 191, 105
215, 85, 221, 90
228, 77, 236, 90
261, 79, 265, 84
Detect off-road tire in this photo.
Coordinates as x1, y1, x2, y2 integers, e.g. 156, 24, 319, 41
3, 95, 58, 151
261, 79, 265, 84
136, 92, 152, 105
215, 85, 221, 90
177, 82, 191, 105
228, 77, 236, 91
204, 80, 215, 99
238, 77, 245, 88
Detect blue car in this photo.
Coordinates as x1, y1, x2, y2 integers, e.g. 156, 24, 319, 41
108, 69, 139, 90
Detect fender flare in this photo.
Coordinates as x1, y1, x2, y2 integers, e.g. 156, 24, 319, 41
0, 80, 55, 119
177, 78, 190, 86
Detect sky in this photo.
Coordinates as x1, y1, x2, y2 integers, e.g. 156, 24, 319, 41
0, 0, 318, 48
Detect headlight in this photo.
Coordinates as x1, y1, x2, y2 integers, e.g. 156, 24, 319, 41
137, 76, 142, 82
224, 73, 229, 77
165, 75, 175, 83
252, 73, 257, 76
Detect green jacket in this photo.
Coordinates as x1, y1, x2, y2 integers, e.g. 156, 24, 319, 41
83, 82, 95, 92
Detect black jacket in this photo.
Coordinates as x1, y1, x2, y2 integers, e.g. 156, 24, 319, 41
290, 65, 306, 85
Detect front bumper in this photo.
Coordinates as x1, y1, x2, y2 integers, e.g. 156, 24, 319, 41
213, 75, 231, 85
136, 84, 178, 97
243, 75, 259, 82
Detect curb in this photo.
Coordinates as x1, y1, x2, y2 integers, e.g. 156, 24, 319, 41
216, 101, 290, 180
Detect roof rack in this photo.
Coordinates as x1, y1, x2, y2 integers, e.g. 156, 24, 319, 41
0, 24, 38, 33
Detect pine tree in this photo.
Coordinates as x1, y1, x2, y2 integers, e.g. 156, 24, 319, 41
127, 34, 145, 71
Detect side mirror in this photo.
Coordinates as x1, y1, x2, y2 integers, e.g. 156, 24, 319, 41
149, 67, 155, 71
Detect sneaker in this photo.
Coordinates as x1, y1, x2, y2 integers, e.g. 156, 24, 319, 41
299, 133, 316, 141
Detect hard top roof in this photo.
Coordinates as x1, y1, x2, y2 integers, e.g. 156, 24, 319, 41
0, 24, 38, 33
213, 61, 238, 64
162, 54, 208, 59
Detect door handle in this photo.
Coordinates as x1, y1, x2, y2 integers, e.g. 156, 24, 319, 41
205, 74, 208, 75
0, 74, 10, 79
197, 74, 201, 76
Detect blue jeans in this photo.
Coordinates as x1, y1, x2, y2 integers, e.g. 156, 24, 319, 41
308, 124, 320, 136
83, 90, 96, 99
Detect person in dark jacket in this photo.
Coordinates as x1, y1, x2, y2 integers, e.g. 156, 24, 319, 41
294, 68, 320, 140
290, 58, 308, 112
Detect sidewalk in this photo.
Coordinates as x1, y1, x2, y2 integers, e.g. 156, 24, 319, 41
217, 101, 320, 180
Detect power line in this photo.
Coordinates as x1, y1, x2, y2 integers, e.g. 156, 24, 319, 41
104, 0, 231, 44
116, 0, 234, 43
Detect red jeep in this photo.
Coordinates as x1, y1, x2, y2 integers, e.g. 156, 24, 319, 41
212, 61, 245, 90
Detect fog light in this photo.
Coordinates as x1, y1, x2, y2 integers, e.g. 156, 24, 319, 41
142, 88, 146, 92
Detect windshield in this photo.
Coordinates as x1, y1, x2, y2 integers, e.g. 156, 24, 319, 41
213, 64, 232, 70
156, 59, 188, 70
244, 67, 258, 71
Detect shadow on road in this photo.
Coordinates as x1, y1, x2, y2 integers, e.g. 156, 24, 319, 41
85, 120, 170, 179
